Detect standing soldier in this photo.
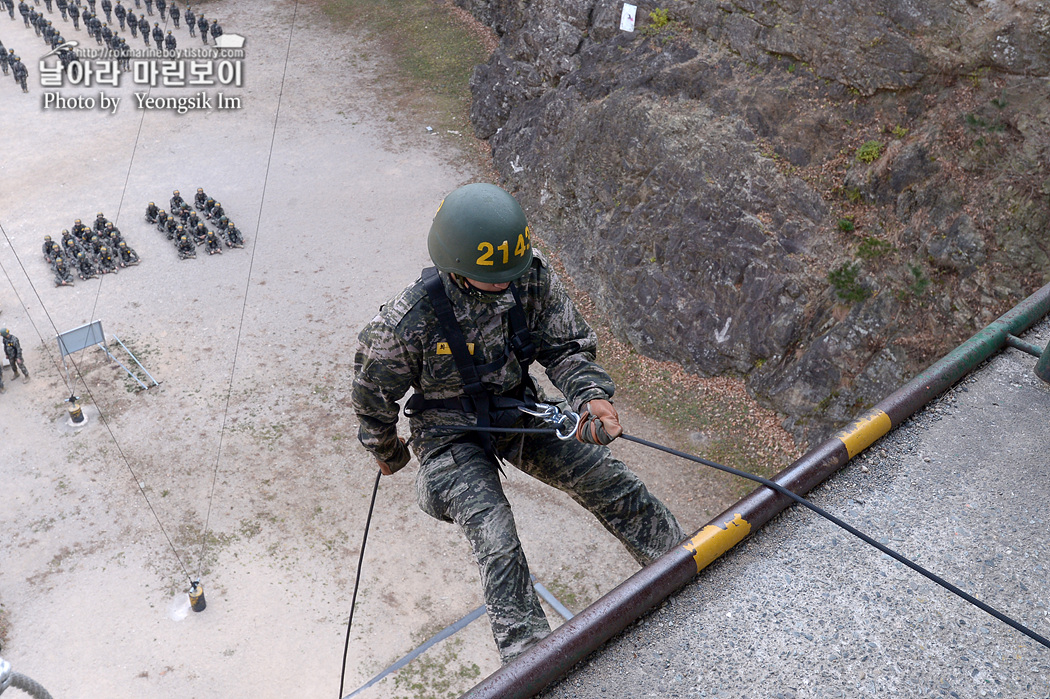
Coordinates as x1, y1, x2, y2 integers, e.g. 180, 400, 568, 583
18, 0, 29, 26
164, 28, 174, 51
56, 0, 67, 20
86, 0, 96, 11
1, 328, 30, 381
151, 21, 162, 49
209, 17, 221, 44
137, 13, 148, 44
12, 56, 28, 92
142, 0, 150, 15
99, 0, 110, 22
126, 7, 136, 34
4, 0, 14, 21
184, 4, 194, 36
350, 183, 683, 664
68, 0, 79, 29
99, 21, 112, 46
154, 0, 163, 19
113, 0, 125, 29
117, 36, 129, 68
167, 0, 177, 27
0, 42, 8, 76
195, 12, 205, 43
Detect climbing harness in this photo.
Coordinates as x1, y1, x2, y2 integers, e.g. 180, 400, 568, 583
403, 266, 541, 460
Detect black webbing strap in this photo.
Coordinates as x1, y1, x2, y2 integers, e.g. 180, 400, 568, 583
420, 267, 496, 458
507, 283, 536, 369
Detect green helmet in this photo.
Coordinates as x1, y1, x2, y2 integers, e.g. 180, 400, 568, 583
427, 183, 532, 283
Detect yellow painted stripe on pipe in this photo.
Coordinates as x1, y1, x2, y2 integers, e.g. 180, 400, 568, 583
682, 514, 751, 573
835, 409, 892, 459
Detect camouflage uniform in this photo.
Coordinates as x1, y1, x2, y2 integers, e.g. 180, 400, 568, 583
1, 330, 28, 379
351, 252, 683, 663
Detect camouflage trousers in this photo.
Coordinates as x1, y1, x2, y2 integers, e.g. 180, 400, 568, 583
415, 429, 684, 663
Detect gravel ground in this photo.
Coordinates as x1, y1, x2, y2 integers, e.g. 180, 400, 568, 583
540, 318, 1050, 698
0, 3, 720, 698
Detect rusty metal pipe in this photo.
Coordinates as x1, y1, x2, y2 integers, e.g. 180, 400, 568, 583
462, 281, 1050, 699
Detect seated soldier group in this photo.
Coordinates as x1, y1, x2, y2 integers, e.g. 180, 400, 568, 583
146, 188, 245, 260
42, 212, 140, 286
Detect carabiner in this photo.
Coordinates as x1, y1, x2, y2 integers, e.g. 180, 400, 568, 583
518, 402, 580, 441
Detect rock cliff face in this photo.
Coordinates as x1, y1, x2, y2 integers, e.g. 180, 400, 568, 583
459, 0, 1050, 444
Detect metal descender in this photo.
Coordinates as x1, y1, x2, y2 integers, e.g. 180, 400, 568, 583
518, 402, 580, 440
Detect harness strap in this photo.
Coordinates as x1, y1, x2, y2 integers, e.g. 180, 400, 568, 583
420, 267, 496, 458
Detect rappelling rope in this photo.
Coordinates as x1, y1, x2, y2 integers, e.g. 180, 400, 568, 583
338, 470, 383, 699
428, 421, 1050, 651
195, 0, 301, 580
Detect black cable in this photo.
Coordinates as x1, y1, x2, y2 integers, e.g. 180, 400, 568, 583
195, 0, 301, 579
0, 225, 193, 583
339, 471, 382, 699
626, 433, 1050, 651
426, 423, 1050, 651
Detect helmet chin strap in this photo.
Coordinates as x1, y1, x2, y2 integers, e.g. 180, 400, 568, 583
451, 273, 510, 299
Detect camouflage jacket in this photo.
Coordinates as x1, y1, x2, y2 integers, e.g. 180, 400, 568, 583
351, 251, 614, 464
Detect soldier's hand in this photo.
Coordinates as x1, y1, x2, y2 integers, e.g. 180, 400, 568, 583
376, 437, 410, 475
575, 399, 622, 445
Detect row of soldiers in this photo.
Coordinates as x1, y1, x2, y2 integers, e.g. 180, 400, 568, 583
12, 0, 227, 46
146, 188, 245, 259
0, 40, 30, 92
0, 327, 30, 392
43, 212, 141, 286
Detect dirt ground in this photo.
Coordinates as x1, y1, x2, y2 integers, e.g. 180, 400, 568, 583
0, 2, 725, 697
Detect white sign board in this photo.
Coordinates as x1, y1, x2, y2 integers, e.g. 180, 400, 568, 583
620, 3, 637, 32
